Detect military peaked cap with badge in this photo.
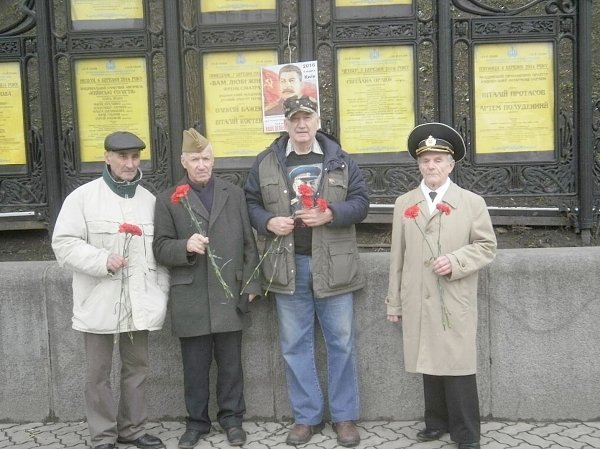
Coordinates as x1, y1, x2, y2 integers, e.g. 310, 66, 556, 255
407, 122, 466, 161
283, 95, 319, 119
104, 131, 146, 152
182, 128, 210, 153
289, 165, 321, 180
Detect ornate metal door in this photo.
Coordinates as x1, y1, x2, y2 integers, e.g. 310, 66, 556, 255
0, 0, 596, 236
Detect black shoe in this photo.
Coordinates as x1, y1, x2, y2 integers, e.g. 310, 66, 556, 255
416, 428, 445, 441
458, 443, 480, 449
94, 444, 115, 449
178, 429, 208, 449
225, 426, 246, 446
117, 434, 164, 449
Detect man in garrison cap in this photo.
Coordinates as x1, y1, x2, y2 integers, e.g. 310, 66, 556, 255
245, 95, 367, 447
385, 123, 497, 449
152, 128, 260, 448
52, 131, 168, 449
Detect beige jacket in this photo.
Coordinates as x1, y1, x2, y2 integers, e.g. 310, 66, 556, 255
386, 183, 497, 375
52, 177, 169, 333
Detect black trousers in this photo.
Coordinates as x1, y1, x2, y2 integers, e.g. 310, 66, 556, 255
423, 374, 480, 444
180, 331, 245, 432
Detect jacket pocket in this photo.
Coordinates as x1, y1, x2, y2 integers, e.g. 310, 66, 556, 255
170, 267, 193, 286
87, 221, 118, 251
260, 176, 282, 205
325, 172, 348, 202
261, 244, 288, 287
148, 261, 170, 292
327, 240, 358, 288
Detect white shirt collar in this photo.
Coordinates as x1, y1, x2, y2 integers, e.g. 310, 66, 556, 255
421, 178, 452, 213
286, 139, 323, 156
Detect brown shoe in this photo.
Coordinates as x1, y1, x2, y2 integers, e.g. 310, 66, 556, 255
285, 422, 325, 446
334, 421, 360, 447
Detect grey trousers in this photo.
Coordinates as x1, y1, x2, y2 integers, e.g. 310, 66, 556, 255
83, 331, 149, 445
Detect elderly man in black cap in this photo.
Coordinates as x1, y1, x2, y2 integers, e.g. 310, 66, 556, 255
52, 131, 169, 449
385, 123, 497, 449
245, 95, 368, 447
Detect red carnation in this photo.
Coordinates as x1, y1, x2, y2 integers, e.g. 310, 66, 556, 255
316, 198, 329, 212
171, 184, 191, 204
436, 203, 451, 215
297, 183, 313, 197
403, 204, 421, 219
299, 196, 311, 208
118, 223, 143, 236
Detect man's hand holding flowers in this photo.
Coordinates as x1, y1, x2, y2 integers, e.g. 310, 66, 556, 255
186, 233, 209, 255
266, 216, 295, 236
294, 183, 332, 227
294, 206, 333, 227
106, 253, 127, 274
432, 255, 453, 276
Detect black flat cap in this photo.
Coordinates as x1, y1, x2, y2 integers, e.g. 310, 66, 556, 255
407, 122, 465, 161
104, 131, 146, 152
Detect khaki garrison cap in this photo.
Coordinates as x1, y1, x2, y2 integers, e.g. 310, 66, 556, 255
182, 128, 210, 153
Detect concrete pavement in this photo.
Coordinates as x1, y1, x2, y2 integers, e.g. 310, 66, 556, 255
2, 420, 599, 448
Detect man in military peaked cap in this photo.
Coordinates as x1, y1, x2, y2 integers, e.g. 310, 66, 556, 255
385, 123, 497, 449
153, 128, 260, 448
52, 130, 168, 449
406, 122, 466, 161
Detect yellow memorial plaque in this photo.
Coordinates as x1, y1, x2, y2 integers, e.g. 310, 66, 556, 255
474, 42, 555, 155
70, 0, 144, 30
0, 62, 26, 165
203, 51, 278, 158
201, 0, 275, 13
336, 0, 411, 6
75, 57, 151, 162
337, 46, 415, 154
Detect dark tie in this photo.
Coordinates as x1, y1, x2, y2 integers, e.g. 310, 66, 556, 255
429, 191, 437, 201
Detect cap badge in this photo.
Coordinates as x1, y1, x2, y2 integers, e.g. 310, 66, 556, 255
425, 135, 436, 147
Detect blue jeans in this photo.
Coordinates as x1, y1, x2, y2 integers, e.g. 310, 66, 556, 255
275, 255, 360, 425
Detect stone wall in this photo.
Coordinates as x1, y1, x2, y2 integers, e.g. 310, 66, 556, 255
1, 248, 599, 422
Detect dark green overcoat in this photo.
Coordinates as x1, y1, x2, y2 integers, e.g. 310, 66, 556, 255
153, 176, 261, 337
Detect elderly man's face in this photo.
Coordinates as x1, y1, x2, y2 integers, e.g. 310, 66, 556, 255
279, 71, 302, 100
285, 112, 320, 149
105, 149, 141, 182
418, 152, 455, 190
181, 145, 215, 185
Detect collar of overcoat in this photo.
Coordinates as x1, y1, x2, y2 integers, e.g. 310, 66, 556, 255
413, 182, 460, 225
176, 176, 230, 232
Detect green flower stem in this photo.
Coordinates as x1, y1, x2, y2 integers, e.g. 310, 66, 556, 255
410, 212, 452, 330
182, 197, 234, 300
115, 233, 134, 344
241, 234, 282, 295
